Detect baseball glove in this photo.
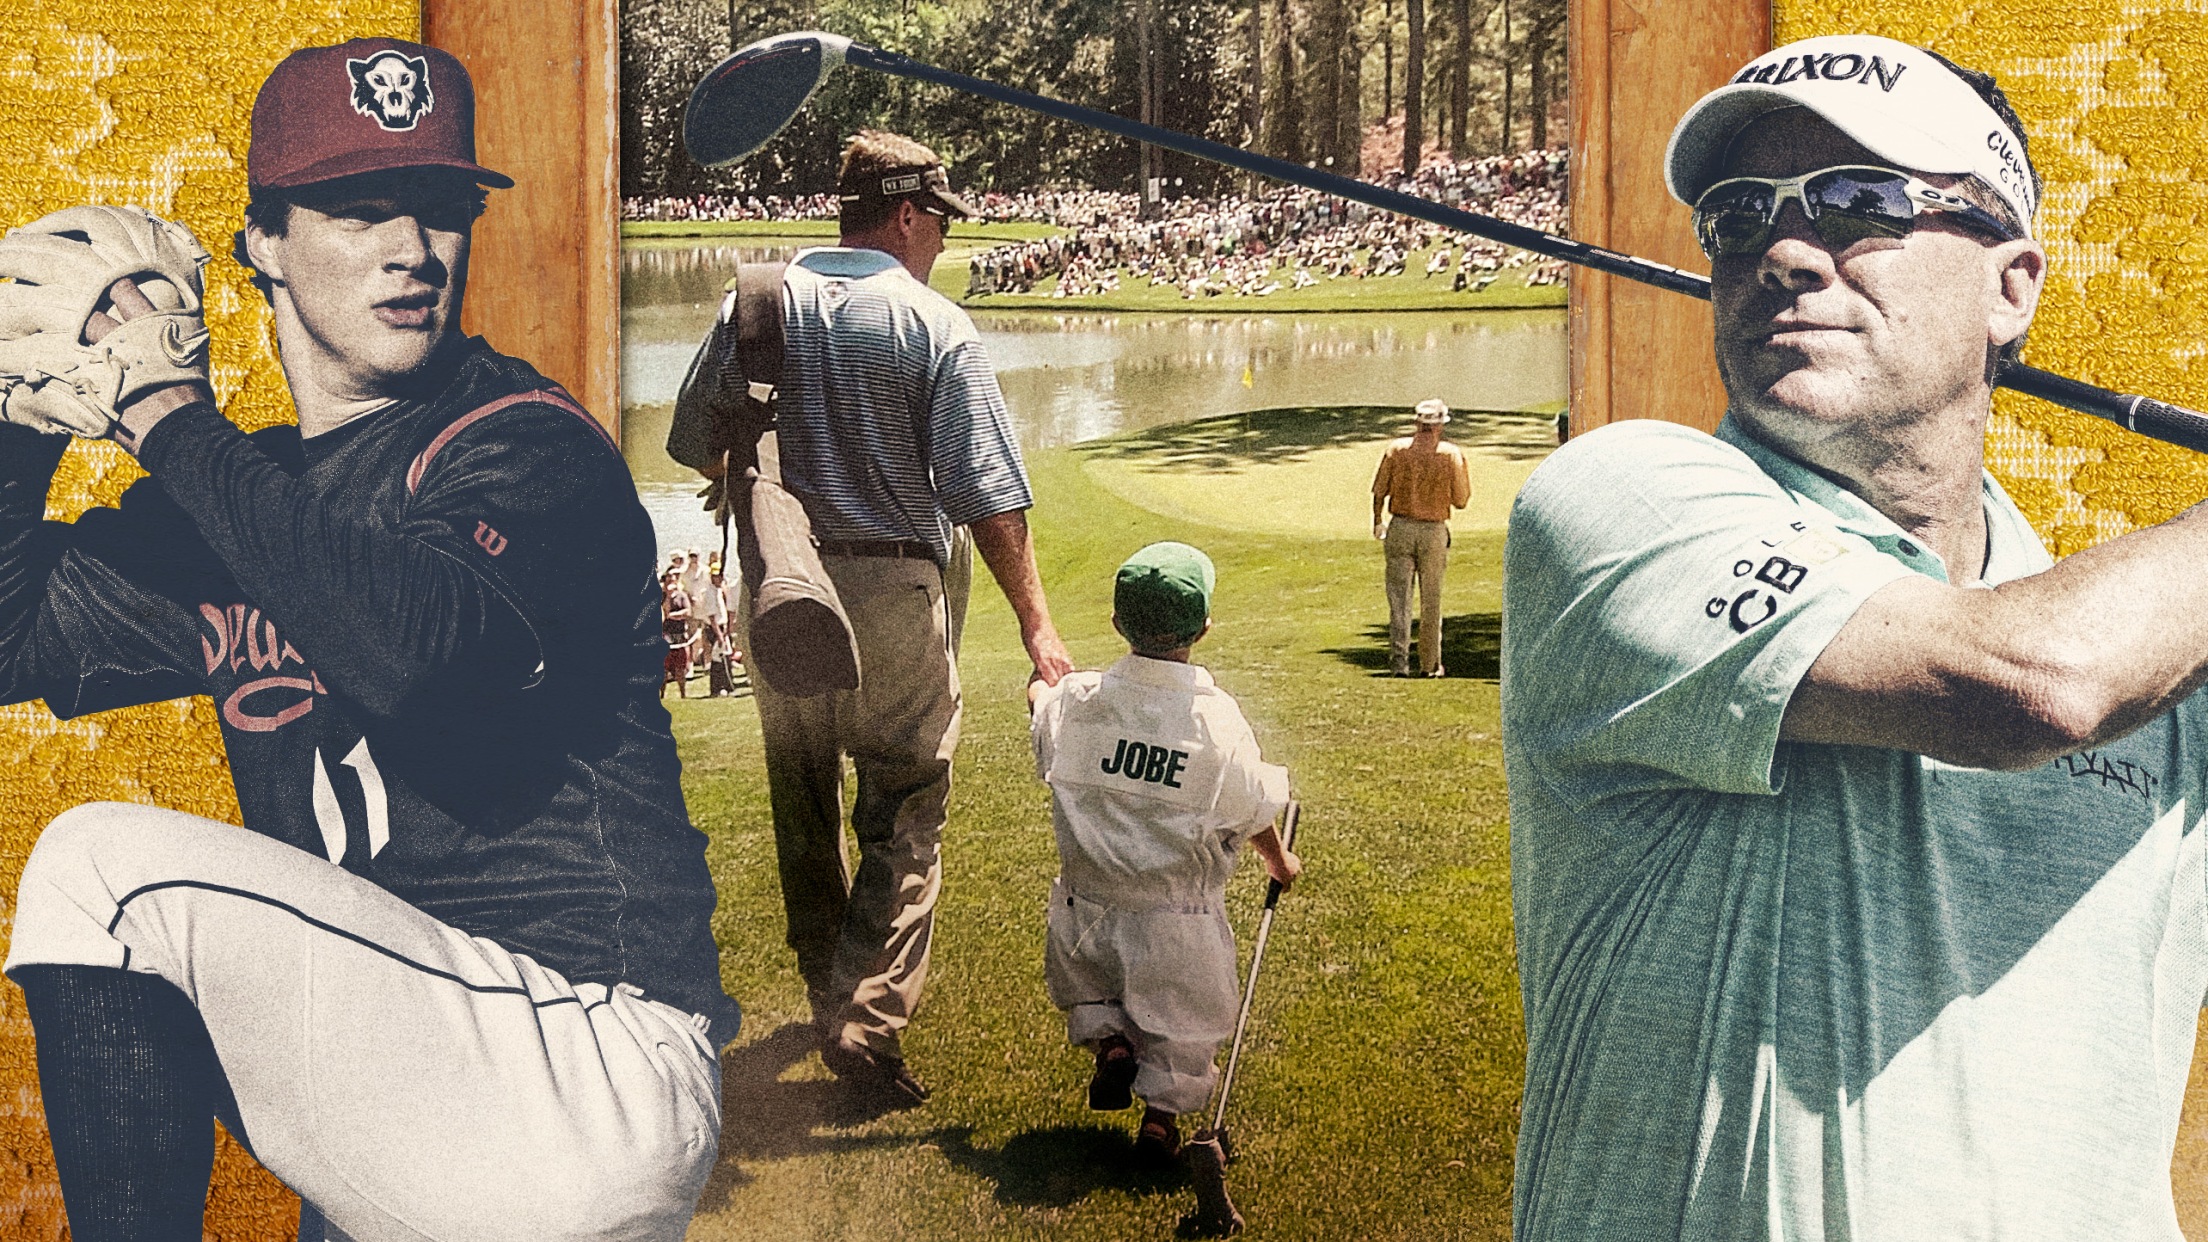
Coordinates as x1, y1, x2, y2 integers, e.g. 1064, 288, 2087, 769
0, 205, 211, 438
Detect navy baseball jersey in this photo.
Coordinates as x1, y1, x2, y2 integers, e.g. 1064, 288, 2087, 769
0, 337, 740, 1039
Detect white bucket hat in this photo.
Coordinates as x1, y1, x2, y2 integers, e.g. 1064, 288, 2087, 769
1415, 398, 1451, 425
1665, 34, 2035, 236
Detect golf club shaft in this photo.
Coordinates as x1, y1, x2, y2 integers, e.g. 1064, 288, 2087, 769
846, 43, 1706, 298
841, 41, 2208, 455
1211, 800, 1299, 1133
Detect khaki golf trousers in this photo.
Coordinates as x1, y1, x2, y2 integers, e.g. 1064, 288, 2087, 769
1384, 516, 1449, 675
746, 536, 970, 1056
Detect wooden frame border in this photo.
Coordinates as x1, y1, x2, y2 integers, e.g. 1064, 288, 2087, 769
1567, 0, 1768, 434
423, 0, 622, 435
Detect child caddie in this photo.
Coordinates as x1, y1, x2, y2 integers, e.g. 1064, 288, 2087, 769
1028, 542, 1301, 1160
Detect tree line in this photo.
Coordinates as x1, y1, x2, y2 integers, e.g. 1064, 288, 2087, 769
621, 0, 1566, 200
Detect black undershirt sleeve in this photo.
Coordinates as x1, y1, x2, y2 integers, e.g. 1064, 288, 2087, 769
0, 427, 78, 701
135, 401, 550, 720
0, 426, 211, 716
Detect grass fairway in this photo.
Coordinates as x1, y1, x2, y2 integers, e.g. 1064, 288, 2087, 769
961, 256, 1567, 314
675, 416, 1527, 1240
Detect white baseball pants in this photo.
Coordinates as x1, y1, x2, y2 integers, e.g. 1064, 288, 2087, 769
5, 802, 721, 1242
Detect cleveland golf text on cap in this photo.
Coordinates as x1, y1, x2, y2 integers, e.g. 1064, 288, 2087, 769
1663, 33, 2034, 234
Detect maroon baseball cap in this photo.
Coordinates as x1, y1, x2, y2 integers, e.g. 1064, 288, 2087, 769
248, 38, 514, 192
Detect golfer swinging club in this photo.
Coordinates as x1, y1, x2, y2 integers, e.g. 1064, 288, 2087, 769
1506, 33, 2208, 1239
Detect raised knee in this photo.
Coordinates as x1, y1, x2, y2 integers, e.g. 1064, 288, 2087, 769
27, 802, 157, 870
9, 803, 182, 973
19, 802, 215, 908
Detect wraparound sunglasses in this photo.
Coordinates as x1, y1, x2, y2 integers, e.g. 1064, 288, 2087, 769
1692, 165, 2020, 260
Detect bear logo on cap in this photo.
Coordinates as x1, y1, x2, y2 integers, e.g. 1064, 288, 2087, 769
348, 51, 435, 132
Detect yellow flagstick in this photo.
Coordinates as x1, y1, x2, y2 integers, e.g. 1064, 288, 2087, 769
1240, 356, 1254, 390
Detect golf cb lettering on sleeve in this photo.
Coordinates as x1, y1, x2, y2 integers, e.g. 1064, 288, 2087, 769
1706, 549, 1813, 633
1102, 737, 1190, 788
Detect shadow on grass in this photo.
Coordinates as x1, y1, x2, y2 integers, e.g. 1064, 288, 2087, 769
1070, 405, 1555, 474
695, 1020, 954, 1208
937, 1123, 1189, 1208
1322, 612, 1502, 680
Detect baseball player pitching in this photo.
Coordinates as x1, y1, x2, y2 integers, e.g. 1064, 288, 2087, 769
0, 40, 735, 1242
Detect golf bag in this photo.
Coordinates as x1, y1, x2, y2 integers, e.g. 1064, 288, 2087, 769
668, 262, 861, 697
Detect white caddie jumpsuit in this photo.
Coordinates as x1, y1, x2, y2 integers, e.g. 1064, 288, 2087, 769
1031, 654, 1290, 1113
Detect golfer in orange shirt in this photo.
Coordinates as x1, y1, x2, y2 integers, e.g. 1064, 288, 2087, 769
1371, 398, 1472, 677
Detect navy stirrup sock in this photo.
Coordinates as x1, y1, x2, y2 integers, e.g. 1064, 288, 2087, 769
14, 964, 241, 1242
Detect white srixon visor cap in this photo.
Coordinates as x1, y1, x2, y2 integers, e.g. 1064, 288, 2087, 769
1665, 34, 2036, 237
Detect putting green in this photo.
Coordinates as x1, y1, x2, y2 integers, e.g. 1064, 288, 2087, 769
1074, 406, 1556, 540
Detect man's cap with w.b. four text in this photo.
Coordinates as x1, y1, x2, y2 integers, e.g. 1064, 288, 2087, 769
836, 162, 978, 219
1664, 34, 2035, 235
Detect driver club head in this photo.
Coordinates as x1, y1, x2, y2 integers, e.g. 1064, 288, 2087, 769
684, 31, 852, 168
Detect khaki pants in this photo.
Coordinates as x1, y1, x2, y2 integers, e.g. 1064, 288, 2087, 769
1384, 517, 1449, 675
743, 535, 970, 1056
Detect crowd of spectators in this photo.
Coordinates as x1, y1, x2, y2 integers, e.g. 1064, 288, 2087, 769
661, 548, 741, 699
964, 149, 1569, 299
620, 147, 1570, 300
627, 191, 842, 222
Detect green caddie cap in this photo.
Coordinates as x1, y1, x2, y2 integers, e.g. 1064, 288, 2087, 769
1115, 541, 1215, 649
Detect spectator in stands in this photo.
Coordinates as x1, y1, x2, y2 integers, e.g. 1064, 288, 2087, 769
661, 569, 693, 699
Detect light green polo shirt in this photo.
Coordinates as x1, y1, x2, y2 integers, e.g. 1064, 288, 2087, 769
1502, 415, 2208, 1241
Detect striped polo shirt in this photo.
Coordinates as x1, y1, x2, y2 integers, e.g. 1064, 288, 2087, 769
778, 247, 1033, 566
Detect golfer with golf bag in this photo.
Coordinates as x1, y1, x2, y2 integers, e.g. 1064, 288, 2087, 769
1505, 34, 2208, 1239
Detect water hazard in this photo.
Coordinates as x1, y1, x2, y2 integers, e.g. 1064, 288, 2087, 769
621, 238, 1567, 555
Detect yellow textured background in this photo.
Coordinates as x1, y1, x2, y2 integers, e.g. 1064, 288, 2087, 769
0, 2, 415, 1237
3, 0, 2205, 1236
1775, 1, 2208, 553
